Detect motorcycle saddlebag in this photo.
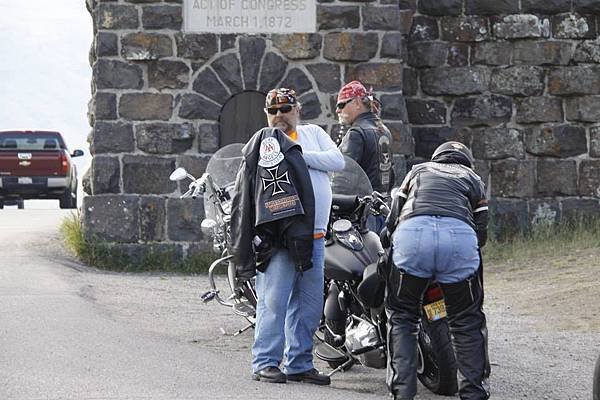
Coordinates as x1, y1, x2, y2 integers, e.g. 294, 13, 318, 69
357, 262, 385, 308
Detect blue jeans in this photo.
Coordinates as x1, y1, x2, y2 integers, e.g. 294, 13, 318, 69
367, 214, 386, 235
252, 238, 325, 374
392, 215, 480, 283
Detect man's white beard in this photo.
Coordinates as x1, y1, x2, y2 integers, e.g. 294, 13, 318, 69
338, 115, 349, 125
273, 120, 293, 134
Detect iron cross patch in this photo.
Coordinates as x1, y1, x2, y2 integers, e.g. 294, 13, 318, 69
261, 165, 291, 197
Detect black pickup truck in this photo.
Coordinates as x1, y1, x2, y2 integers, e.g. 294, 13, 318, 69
0, 130, 84, 209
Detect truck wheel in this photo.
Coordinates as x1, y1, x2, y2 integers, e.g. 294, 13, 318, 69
0, 201, 3, 210
59, 190, 76, 209
17, 199, 24, 209
71, 191, 78, 209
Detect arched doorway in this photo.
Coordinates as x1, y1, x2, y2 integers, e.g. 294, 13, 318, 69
219, 91, 267, 146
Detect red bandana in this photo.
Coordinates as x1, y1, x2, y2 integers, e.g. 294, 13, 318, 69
337, 80, 371, 103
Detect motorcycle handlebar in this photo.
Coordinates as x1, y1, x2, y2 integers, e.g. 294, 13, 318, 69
191, 182, 202, 199
178, 173, 213, 199
180, 188, 193, 198
354, 193, 391, 219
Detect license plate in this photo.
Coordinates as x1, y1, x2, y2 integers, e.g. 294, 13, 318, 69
424, 299, 447, 322
18, 177, 32, 184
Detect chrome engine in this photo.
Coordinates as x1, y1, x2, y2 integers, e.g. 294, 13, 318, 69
344, 319, 386, 369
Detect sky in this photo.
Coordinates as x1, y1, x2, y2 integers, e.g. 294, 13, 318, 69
0, 0, 93, 208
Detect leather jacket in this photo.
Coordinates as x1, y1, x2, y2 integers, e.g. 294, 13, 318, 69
386, 156, 488, 246
229, 128, 315, 280
339, 111, 395, 193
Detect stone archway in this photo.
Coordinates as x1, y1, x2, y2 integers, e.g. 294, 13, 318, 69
180, 37, 325, 149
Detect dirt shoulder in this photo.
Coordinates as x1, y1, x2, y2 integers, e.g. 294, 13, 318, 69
485, 247, 600, 333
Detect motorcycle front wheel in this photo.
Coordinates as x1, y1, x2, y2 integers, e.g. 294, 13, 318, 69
417, 317, 458, 395
594, 354, 600, 400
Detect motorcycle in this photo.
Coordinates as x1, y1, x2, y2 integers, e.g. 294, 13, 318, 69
314, 157, 458, 395
170, 146, 457, 394
169, 143, 258, 336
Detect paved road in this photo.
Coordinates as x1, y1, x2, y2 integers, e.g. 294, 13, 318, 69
0, 210, 596, 400
0, 210, 399, 400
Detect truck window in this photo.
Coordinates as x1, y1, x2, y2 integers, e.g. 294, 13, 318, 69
0, 135, 62, 151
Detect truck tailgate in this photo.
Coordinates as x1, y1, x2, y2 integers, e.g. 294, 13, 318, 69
0, 150, 63, 177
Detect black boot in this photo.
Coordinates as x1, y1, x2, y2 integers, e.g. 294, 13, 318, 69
385, 268, 429, 399
252, 366, 287, 383
287, 368, 331, 385
441, 274, 490, 400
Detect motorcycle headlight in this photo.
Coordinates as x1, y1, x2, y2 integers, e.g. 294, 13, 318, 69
201, 218, 217, 237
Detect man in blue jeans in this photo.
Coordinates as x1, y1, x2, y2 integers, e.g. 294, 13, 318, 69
383, 141, 490, 400
251, 88, 345, 384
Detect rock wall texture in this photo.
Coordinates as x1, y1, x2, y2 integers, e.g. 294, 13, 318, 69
83, 0, 600, 261
83, 0, 409, 259
400, 0, 600, 237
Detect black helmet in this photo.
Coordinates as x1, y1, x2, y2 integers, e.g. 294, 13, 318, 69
431, 141, 474, 168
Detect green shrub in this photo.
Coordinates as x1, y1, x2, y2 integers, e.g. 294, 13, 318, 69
60, 212, 217, 274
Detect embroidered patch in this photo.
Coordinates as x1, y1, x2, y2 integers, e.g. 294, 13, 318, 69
261, 165, 291, 197
258, 137, 284, 168
265, 195, 300, 215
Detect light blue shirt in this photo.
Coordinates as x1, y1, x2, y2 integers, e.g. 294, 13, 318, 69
295, 124, 345, 233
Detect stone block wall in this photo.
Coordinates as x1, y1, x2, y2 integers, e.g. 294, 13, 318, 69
83, 0, 600, 258
83, 0, 410, 260
399, 0, 600, 237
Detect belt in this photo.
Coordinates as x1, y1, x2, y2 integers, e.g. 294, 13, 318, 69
313, 232, 325, 240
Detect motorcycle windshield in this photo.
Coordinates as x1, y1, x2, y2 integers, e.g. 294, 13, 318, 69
204, 143, 244, 220
205, 143, 245, 187
329, 156, 373, 197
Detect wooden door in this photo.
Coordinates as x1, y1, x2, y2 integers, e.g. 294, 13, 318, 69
219, 91, 267, 146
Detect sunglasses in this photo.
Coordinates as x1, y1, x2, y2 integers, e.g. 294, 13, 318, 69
336, 99, 353, 110
265, 104, 294, 115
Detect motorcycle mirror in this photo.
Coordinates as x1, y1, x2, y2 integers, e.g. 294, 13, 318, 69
170, 167, 188, 181
201, 218, 217, 237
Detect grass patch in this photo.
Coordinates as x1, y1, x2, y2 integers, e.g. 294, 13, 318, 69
60, 212, 218, 274
484, 218, 600, 264
60, 212, 88, 257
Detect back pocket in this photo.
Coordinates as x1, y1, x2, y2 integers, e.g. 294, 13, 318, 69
393, 227, 423, 258
450, 228, 478, 262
